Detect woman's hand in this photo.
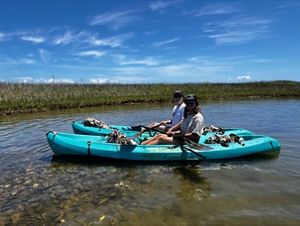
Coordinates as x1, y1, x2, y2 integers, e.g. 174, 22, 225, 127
160, 120, 169, 125
166, 130, 175, 137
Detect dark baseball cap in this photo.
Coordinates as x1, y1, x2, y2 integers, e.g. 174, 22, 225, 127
185, 94, 197, 102
173, 90, 183, 98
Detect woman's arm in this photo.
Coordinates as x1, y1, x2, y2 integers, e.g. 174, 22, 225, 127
166, 121, 182, 136
160, 119, 171, 125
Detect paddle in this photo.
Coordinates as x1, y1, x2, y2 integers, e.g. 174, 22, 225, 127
131, 122, 164, 138
138, 125, 207, 160
178, 144, 207, 160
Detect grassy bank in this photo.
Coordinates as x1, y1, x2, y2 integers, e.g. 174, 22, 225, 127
1, 81, 300, 115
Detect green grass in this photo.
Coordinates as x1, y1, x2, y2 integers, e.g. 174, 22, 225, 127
1, 81, 300, 115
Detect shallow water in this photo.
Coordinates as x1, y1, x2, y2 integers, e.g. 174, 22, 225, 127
0, 100, 300, 225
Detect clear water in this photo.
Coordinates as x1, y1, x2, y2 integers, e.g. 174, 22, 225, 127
0, 100, 300, 225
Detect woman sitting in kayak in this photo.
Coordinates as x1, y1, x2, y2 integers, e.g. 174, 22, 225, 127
132, 90, 185, 139
158, 90, 186, 131
141, 90, 186, 132
142, 94, 204, 145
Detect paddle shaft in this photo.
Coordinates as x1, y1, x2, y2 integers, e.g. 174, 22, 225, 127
180, 145, 207, 160
131, 122, 164, 138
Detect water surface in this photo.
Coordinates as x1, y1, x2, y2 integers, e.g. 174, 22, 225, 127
0, 100, 300, 225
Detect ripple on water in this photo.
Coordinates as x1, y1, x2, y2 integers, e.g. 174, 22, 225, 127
1, 100, 300, 225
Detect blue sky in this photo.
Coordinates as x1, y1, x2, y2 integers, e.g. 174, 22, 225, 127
0, 0, 299, 84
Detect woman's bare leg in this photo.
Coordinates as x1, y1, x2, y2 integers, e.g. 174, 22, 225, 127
141, 134, 163, 145
142, 134, 174, 145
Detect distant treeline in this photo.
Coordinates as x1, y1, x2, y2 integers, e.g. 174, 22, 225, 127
1, 81, 300, 115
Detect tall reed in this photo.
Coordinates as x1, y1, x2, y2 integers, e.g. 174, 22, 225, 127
1, 81, 299, 115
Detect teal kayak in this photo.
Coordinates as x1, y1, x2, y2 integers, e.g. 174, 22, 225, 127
72, 121, 254, 137
47, 131, 280, 161
72, 121, 137, 136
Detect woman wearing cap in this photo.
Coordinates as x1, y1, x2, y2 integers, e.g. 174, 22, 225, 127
134, 90, 186, 138
142, 94, 204, 145
158, 90, 186, 131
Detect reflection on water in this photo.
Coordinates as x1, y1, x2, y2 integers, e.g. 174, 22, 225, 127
173, 166, 211, 201
1, 100, 300, 225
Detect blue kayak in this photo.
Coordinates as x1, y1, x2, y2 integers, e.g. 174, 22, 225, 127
47, 131, 280, 161
72, 121, 137, 136
72, 121, 254, 137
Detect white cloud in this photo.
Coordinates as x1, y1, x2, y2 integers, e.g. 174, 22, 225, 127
77, 50, 106, 57
53, 31, 74, 45
220, 55, 272, 65
111, 59, 233, 83
39, 49, 51, 63
153, 38, 180, 47
113, 54, 159, 66
188, 56, 236, 71
0, 58, 35, 65
203, 17, 273, 45
155, 64, 192, 75
193, 3, 239, 16
122, 58, 159, 66
237, 75, 251, 81
20, 58, 35, 64
0, 57, 37, 65
273, 2, 300, 10
12, 76, 75, 84
113, 75, 150, 83
188, 56, 215, 65
21, 36, 45, 44
154, 63, 231, 76
87, 33, 134, 48
45, 78, 75, 84
213, 17, 272, 30
149, 1, 179, 11
0, 32, 6, 41
89, 76, 119, 84
89, 10, 139, 30
15, 76, 34, 83
208, 30, 263, 45
1, 28, 134, 50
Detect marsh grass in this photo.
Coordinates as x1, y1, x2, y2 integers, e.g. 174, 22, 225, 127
1, 81, 300, 115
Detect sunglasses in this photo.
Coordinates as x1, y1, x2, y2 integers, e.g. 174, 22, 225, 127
173, 95, 182, 98
186, 101, 196, 106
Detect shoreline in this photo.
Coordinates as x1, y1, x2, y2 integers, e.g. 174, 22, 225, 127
1, 81, 300, 116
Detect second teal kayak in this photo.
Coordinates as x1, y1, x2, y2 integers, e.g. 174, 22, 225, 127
72, 121, 254, 137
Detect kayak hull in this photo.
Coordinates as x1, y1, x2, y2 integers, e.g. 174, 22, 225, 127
47, 132, 281, 161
